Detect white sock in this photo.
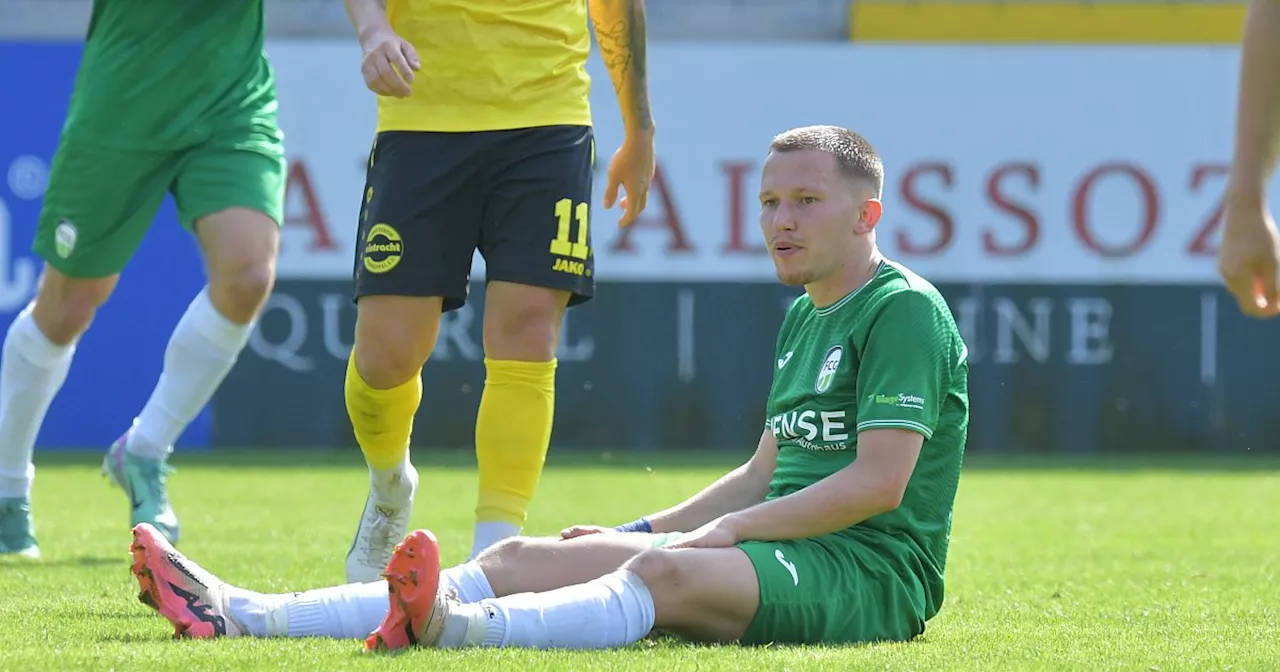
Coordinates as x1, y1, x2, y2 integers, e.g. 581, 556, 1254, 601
127, 289, 252, 460
229, 581, 390, 639
470, 522, 520, 561
440, 561, 496, 603
437, 569, 656, 649
370, 454, 415, 508
0, 306, 74, 499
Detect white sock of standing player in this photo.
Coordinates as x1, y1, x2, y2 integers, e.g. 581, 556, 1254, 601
0, 305, 75, 499
124, 288, 254, 460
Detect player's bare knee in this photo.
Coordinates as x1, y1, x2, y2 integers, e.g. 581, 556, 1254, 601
483, 284, 570, 360
353, 297, 442, 387
30, 270, 116, 345
197, 208, 280, 323
207, 258, 275, 324
473, 535, 535, 590
352, 337, 423, 389
624, 549, 687, 597
476, 534, 528, 567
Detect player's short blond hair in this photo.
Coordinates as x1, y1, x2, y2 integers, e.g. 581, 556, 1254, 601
769, 125, 884, 197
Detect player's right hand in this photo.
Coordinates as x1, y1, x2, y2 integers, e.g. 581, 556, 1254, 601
358, 29, 420, 98
559, 525, 614, 540
1219, 195, 1280, 318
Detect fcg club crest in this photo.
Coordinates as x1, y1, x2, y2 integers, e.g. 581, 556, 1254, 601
815, 345, 843, 394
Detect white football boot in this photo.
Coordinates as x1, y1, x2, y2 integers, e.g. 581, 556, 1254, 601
345, 462, 419, 583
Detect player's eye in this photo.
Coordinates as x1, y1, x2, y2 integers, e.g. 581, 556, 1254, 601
761, 198, 779, 208
800, 196, 818, 205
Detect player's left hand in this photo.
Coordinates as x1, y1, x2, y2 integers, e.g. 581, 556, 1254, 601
559, 524, 614, 540
664, 517, 739, 549
1219, 194, 1280, 318
603, 129, 656, 228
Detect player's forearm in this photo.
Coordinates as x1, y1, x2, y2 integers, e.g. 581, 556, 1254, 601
723, 462, 901, 542
344, 0, 392, 43
587, 0, 655, 135
1228, 0, 1280, 202
647, 463, 772, 534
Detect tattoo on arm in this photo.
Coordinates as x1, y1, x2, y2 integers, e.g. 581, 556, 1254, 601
593, 0, 653, 131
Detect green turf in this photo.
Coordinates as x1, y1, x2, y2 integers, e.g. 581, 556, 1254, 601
1, 450, 1276, 671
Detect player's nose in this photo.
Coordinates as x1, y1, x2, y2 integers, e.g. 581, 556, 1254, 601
768, 207, 797, 231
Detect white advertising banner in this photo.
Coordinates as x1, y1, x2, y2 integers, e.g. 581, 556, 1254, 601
266, 42, 1250, 283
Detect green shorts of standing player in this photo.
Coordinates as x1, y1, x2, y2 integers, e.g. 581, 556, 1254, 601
125, 125, 971, 650
0, 1, 285, 558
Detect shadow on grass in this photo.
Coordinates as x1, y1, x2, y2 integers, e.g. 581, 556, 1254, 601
36, 556, 122, 568
0, 555, 120, 569
30, 447, 1280, 473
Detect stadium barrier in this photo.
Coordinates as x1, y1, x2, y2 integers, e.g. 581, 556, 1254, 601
4, 41, 1280, 453
848, 1, 1246, 44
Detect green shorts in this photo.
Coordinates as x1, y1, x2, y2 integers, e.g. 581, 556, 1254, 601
653, 532, 926, 645
34, 122, 286, 278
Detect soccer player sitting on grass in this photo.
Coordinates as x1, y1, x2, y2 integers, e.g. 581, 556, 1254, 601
127, 125, 970, 649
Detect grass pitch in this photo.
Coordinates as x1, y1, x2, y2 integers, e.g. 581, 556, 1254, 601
0, 450, 1276, 671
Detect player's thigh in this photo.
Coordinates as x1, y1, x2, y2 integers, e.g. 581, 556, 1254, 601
173, 124, 286, 273
736, 537, 925, 645
353, 131, 485, 313
35, 139, 178, 279
478, 125, 595, 308
625, 546, 760, 643
479, 532, 656, 597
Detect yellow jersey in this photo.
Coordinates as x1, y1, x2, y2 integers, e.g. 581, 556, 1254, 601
379, 0, 593, 133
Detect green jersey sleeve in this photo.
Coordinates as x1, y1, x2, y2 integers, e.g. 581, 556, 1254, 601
855, 290, 953, 440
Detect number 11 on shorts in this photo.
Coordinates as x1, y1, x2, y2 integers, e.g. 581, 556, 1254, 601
550, 198, 590, 260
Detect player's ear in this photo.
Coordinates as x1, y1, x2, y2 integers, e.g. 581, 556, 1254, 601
857, 198, 883, 233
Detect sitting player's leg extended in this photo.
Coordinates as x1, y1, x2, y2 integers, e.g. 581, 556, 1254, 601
127, 523, 653, 640
369, 529, 927, 650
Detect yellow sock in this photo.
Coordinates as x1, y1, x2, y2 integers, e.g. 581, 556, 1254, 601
344, 354, 421, 470
474, 357, 557, 527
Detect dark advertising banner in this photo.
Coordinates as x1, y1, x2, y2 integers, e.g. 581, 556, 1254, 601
212, 280, 1280, 454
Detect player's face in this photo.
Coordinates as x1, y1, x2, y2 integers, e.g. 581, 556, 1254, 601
758, 150, 864, 286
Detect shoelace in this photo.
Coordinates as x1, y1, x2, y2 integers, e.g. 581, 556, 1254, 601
359, 506, 408, 566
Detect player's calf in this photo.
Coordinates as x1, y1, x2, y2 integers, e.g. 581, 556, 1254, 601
0, 268, 108, 554
470, 282, 569, 557
344, 296, 439, 582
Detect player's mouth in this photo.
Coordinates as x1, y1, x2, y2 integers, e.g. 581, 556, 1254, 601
772, 240, 802, 258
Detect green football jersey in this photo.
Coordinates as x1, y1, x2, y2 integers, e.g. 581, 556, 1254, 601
62, 0, 277, 149
763, 260, 969, 620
